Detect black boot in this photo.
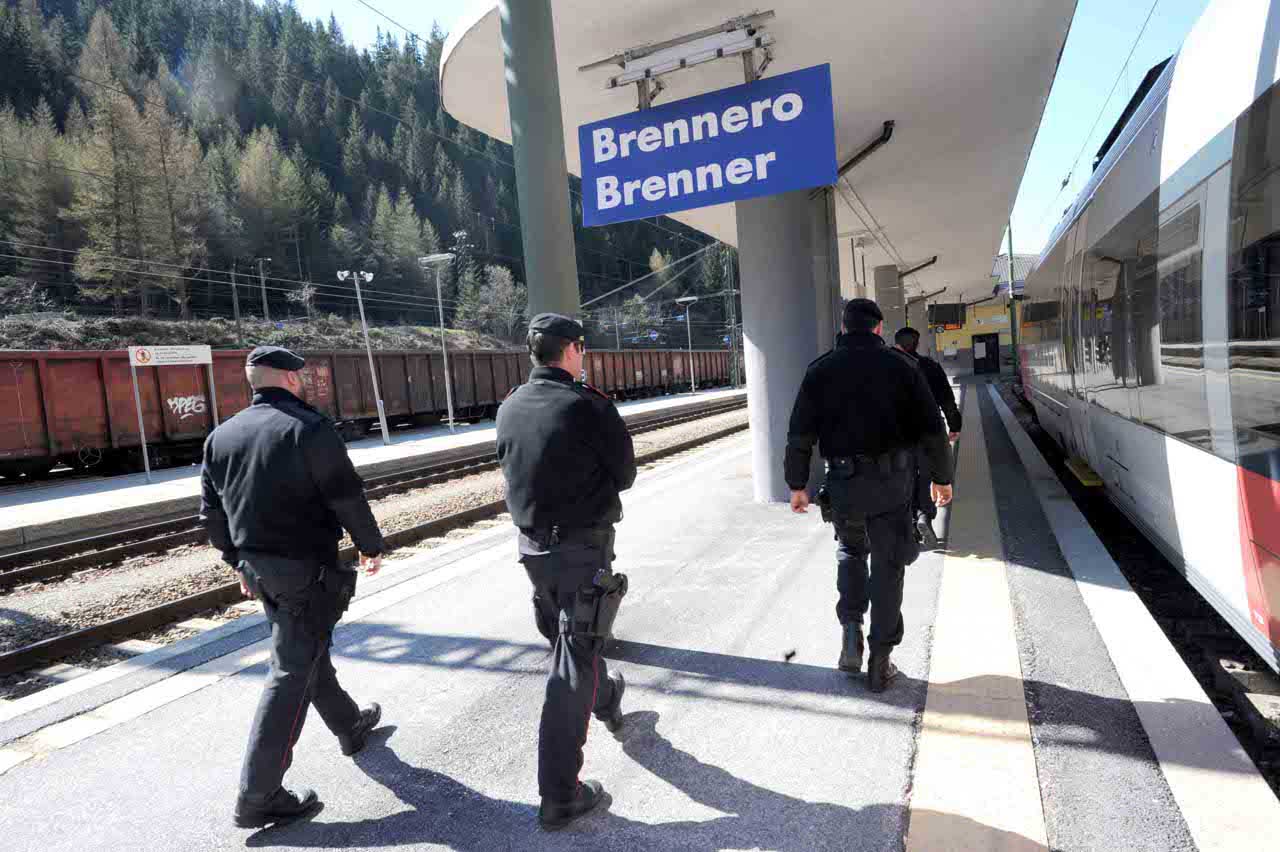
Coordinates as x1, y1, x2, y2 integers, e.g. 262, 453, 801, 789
837, 624, 864, 674
234, 786, 320, 828
339, 702, 382, 756
868, 652, 899, 693
538, 779, 605, 830
594, 672, 626, 733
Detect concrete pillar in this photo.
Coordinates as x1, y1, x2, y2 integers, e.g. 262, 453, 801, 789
498, 0, 580, 317
906, 299, 930, 355
812, 189, 842, 352
736, 189, 823, 503
875, 265, 904, 337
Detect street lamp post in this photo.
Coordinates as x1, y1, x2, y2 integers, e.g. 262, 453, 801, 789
676, 295, 699, 393
338, 270, 392, 445
419, 253, 457, 432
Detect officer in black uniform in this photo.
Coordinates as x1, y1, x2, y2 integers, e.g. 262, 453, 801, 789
495, 313, 635, 830
201, 346, 386, 828
893, 326, 961, 546
786, 299, 954, 692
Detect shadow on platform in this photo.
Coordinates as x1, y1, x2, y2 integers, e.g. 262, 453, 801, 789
312, 628, 1258, 779
249, 714, 1043, 851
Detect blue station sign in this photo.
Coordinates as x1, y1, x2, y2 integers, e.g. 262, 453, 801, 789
579, 64, 837, 227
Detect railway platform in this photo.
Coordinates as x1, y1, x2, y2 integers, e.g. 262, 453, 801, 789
2, 379, 1278, 851
0, 388, 744, 557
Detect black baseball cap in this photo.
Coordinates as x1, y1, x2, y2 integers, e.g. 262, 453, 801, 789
843, 298, 884, 326
246, 345, 306, 371
528, 312, 585, 342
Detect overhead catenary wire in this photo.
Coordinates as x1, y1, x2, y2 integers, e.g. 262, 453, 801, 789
0, 253, 470, 313
1032, 0, 1162, 235
0, 239, 455, 307
580, 243, 719, 308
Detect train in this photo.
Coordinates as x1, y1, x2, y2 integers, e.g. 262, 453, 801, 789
0, 346, 734, 478
1020, 0, 1280, 672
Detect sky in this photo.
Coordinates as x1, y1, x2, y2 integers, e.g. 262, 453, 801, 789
292, 0, 1213, 257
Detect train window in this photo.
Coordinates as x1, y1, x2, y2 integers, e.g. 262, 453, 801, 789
1228, 79, 1280, 476
1082, 195, 1209, 440
1133, 204, 1209, 442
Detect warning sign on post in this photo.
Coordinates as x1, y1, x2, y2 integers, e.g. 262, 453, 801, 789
129, 345, 213, 367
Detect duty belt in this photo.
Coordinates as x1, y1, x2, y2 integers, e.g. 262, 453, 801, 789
521, 525, 613, 548
826, 449, 912, 476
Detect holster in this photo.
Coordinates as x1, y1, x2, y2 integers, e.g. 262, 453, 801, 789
564, 570, 629, 640
306, 567, 358, 637
816, 486, 833, 523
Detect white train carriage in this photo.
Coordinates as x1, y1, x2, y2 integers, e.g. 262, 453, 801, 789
1022, 0, 1280, 670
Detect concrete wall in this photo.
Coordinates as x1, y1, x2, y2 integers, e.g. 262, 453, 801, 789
934, 302, 1021, 354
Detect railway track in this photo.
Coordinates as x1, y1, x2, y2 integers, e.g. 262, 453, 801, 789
0, 396, 744, 587
0, 399, 749, 678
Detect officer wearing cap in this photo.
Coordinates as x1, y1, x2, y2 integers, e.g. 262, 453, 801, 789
495, 313, 635, 830
201, 345, 386, 827
785, 299, 954, 692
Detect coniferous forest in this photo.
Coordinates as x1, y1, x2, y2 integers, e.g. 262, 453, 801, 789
0, 0, 740, 349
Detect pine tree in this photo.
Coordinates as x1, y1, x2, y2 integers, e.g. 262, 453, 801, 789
369, 183, 438, 294
203, 133, 245, 262
453, 262, 484, 331
140, 78, 206, 318
0, 107, 25, 276
481, 264, 526, 341
13, 100, 77, 289
77, 10, 140, 105
292, 80, 321, 144
236, 126, 314, 303
71, 79, 149, 312
342, 111, 368, 214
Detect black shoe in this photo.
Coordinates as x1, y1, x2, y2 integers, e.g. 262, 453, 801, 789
916, 512, 939, 548
595, 672, 626, 733
233, 787, 319, 828
868, 653, 899, 694
837, 624, 864, 674
538, 779, 605, 830
339, 703, 382, 756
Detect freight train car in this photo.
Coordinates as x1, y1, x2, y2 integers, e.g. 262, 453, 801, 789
0, 347, 731, 478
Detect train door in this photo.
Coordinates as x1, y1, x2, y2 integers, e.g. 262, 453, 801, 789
973, 334, 1001, 374
1067, 211, 1096, 460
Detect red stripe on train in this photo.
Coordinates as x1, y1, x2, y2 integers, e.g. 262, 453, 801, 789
1236, 465, 1280, 646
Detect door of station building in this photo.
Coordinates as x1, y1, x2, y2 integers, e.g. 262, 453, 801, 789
972, 333, 1001, 375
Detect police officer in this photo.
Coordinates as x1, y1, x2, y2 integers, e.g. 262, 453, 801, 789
786, 299, 954, 692
495, 313, 634, 830
893, 326, 961, 546
201, 346, 386, 828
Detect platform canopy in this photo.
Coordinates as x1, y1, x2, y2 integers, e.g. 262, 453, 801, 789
441, 1, 1076, 303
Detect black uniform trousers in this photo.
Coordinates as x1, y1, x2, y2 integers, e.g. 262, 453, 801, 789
238, 554, 360, 802
519, 529, 619, 803
826, 461, 919, 653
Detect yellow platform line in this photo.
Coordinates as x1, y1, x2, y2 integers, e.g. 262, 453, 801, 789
906, 387, 1048, 851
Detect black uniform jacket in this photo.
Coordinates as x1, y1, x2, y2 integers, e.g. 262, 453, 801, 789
495, 366, 637, 532
200, 387, 385, 566
908, 351, 962, 433
785, 331, 952, 490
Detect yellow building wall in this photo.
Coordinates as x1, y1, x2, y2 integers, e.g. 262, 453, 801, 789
931, 302, 1021, 352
